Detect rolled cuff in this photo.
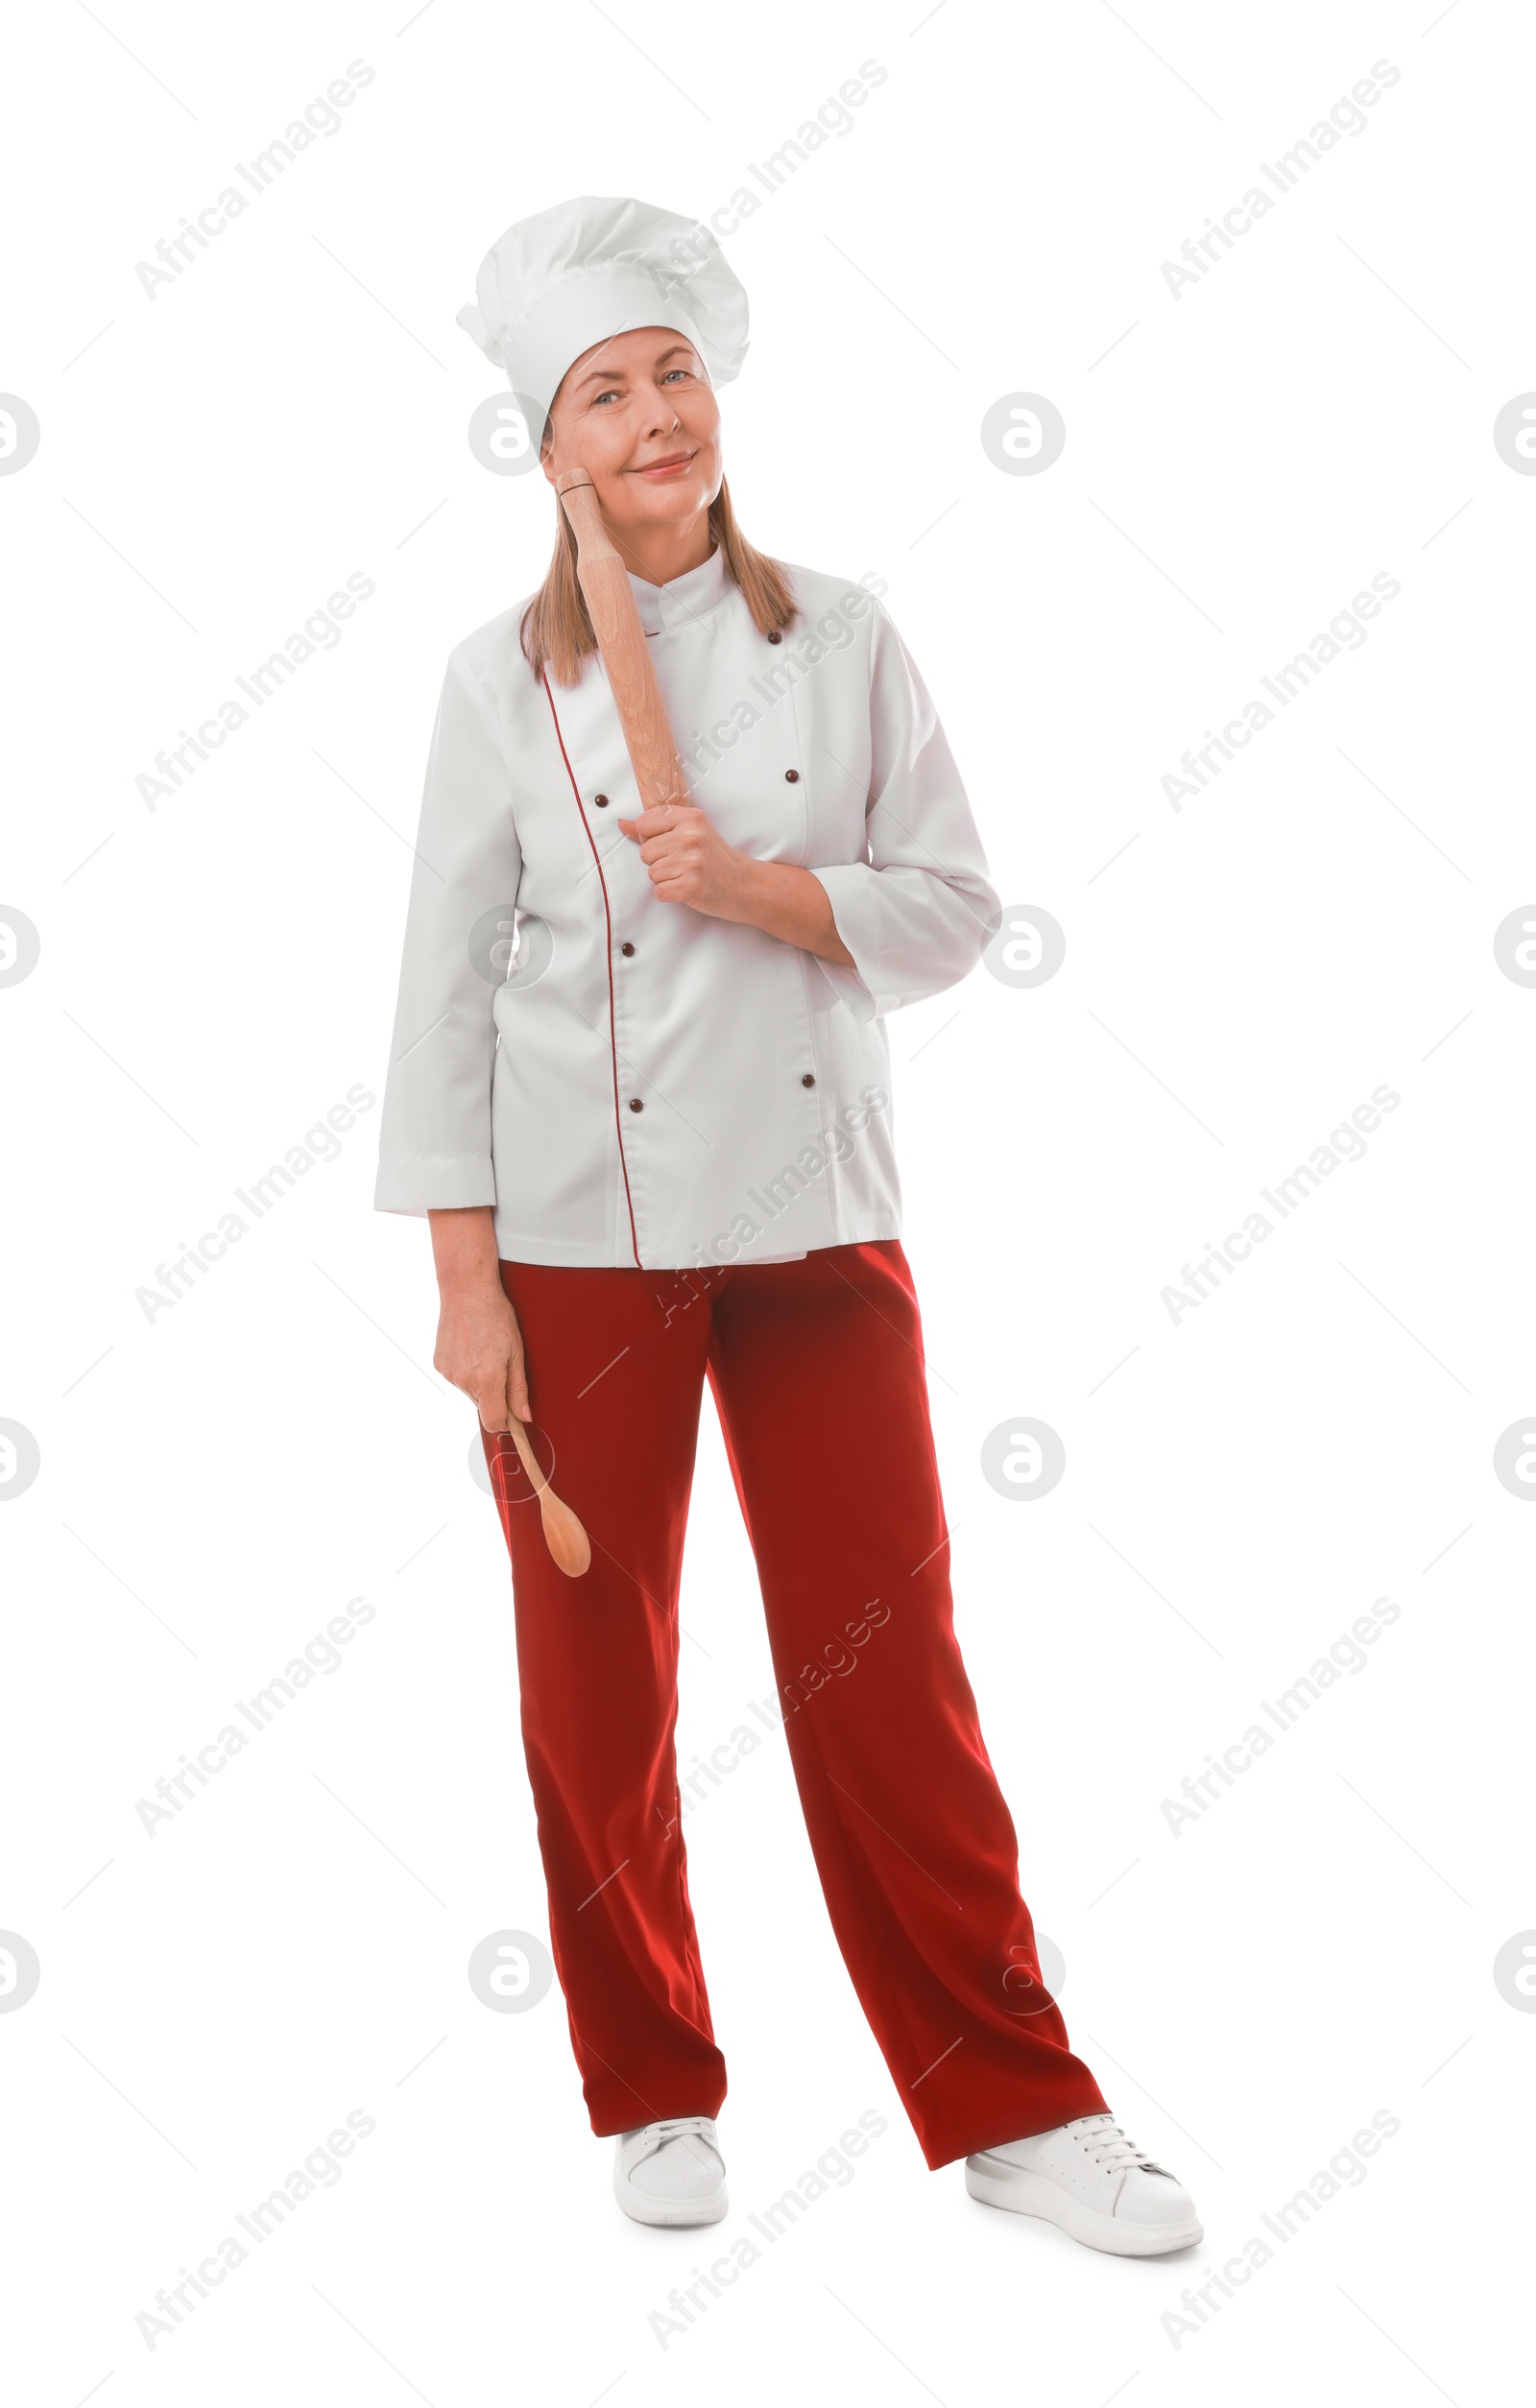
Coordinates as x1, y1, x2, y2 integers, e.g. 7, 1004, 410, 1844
806, 866, 899, 1020
374, 1154, 498, 1217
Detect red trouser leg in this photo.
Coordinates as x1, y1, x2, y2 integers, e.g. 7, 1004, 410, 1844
704, 1242, 1108, 2170
486, 1258, 727, 2136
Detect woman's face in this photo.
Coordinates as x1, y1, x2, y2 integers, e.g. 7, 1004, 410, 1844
540, 326, 722, 535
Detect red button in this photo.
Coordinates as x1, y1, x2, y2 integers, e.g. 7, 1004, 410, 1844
784, 770, 800, 782
802, 1074, 816, 1087
629, 1097, 643, 1111
594, 794, 610, 808
620, 942, 635, 957
767, 632, 782, 645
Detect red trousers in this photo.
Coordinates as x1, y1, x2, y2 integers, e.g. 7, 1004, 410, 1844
483, 1240, 1107, 2171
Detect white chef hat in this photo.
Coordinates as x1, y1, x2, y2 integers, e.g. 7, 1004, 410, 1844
457, 195, 750, 432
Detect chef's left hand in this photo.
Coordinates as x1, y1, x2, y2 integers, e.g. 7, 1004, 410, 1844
616, 799, 857, 967
618, 801, 747, 919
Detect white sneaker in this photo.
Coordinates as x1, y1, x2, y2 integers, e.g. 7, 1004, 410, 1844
613, 2115, 728, 2228
966, 2111, 1202, 2256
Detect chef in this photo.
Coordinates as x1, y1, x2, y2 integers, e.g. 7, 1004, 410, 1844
374, 194, 1201, 2258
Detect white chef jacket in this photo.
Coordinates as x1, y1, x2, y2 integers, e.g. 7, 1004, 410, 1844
373, 547, 1000, 1270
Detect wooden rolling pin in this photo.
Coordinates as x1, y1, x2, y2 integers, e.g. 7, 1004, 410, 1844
556, 469, 693, 813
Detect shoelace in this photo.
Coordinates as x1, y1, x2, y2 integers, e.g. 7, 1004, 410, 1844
1064, 2113, 1164, 2176
629, 2114, 719, 2160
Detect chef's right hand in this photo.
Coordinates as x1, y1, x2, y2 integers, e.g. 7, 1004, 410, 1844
433, 1283, 531, 1431
426, 1206, 531, 1429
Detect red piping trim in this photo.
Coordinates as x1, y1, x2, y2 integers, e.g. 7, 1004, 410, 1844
540, 665, 643, 1269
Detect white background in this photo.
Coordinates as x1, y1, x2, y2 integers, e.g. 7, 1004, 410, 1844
2, 0, 1531, 2399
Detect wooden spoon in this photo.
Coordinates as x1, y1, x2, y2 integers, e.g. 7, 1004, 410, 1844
502, 1419, 591, 1579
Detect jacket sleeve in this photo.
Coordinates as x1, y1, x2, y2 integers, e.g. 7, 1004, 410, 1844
373, 646, 522, 1218
806, 601, 1000, 1022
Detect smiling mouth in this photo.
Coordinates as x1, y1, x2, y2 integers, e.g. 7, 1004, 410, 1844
632, 451, 695, 476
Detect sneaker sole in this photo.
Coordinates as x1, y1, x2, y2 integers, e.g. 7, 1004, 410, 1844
614, 2178, 730, 2229
965, 2155, 1202, 2257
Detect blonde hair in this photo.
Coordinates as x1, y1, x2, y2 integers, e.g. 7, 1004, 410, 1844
520, 476, 799, 687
